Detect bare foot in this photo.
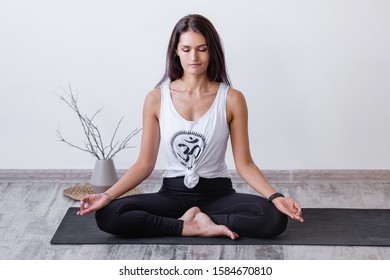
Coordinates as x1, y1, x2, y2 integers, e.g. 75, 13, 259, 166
182, 211, 239, 240
179, 206, 201, 222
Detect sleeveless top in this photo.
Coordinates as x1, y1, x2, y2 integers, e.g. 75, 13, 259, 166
159, 81, 231, 188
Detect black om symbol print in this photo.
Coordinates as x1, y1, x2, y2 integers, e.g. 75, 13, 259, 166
170, 131, 207, 169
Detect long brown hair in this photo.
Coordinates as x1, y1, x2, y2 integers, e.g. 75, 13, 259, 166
156, 14, 231, 87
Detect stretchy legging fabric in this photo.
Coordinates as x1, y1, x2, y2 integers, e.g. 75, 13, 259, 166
95, 177, 288, 238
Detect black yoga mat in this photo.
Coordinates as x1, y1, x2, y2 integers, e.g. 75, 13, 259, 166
50, 207, 390, 246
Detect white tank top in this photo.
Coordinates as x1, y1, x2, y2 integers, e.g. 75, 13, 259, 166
159, 81, 231, 188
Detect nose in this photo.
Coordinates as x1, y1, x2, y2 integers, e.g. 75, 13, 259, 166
190, 50, 198, 62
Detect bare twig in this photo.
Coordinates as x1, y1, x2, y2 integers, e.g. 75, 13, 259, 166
107, 127, 142, 158
56, 129, 100, 158
57, 85, 100, 157
55, 84, 141, 159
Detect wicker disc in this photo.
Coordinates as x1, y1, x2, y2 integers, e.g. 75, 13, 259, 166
63, 183, 141, 201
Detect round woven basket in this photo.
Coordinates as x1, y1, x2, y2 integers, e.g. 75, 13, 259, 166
63, 183, 141, 201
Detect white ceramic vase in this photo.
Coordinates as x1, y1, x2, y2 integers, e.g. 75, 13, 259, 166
90, 158, 119, 193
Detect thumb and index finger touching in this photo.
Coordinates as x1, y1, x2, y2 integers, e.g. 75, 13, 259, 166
289, 200, 304, 222
77, 195, 100, 216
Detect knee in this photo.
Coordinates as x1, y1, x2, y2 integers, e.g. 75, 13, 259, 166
243, 208, 288, 238
95, 206, 127, 235
95, 207, 149, 237
95, 208, 117, 234
265, 210, 288, 237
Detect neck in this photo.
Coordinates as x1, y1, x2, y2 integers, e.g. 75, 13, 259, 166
180, 75, 212, 92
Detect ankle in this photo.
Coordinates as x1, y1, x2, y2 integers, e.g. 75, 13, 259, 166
181, 220, 199, 236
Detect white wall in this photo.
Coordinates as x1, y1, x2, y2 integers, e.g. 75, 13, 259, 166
1, 0, 389, 170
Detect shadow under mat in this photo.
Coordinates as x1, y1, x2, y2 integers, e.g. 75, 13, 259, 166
51, 207, 390, 246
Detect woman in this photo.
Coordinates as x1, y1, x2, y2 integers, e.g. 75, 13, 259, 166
77, 14, 304, 239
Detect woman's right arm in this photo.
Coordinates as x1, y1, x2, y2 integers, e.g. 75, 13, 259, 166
77, 89, 161, 215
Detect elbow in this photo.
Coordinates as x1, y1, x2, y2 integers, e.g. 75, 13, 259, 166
136, 163, 154, 178
234, 158, 255, 178
144, 165, 155, 177
134, 159, 156, 178
235, 165, 248, 180
234, 163, 246, 178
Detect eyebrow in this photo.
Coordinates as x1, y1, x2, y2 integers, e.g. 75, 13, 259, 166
179, 44, 208, 48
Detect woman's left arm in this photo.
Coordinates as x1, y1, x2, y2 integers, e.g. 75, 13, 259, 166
227, 89, 304, 222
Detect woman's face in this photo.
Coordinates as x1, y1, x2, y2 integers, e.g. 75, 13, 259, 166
176, 31, 210, 77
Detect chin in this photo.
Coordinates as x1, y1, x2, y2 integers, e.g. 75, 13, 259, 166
185, 69, 207, 76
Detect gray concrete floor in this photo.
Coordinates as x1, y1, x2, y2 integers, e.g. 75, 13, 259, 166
0, 170, 389, 260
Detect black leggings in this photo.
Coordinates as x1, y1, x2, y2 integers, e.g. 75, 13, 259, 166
95, 177, 288, 238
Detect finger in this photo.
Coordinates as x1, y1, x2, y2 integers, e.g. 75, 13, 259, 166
292, 201, 301, 211
293, 203, 304, 221
289, 205, 303, 221
285, 209, 304, 222
80, 199, 90, 211
77, 208, 92, 216
293, 212, 304, 222
294, 206, 302, 216
79, 199, 86, 210
287, 212, 296, 220
78, 197, 92, 215
289, 201, 302, 216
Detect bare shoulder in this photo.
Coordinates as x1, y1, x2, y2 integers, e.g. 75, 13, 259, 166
144, 88, 161, 107
145, 88, 161, 104
226, 87, 246, 123
227, 87, 246, 105
227, 87, 247, 120
144, 88, 161, 116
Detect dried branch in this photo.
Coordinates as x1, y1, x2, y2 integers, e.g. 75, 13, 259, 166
55, 84, 141, 159
56, 129, 100, 158
57, 85, 100, 157
107, 127, 142, 159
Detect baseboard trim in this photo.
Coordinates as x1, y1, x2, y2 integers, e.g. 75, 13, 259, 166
0, 169, 389, 183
